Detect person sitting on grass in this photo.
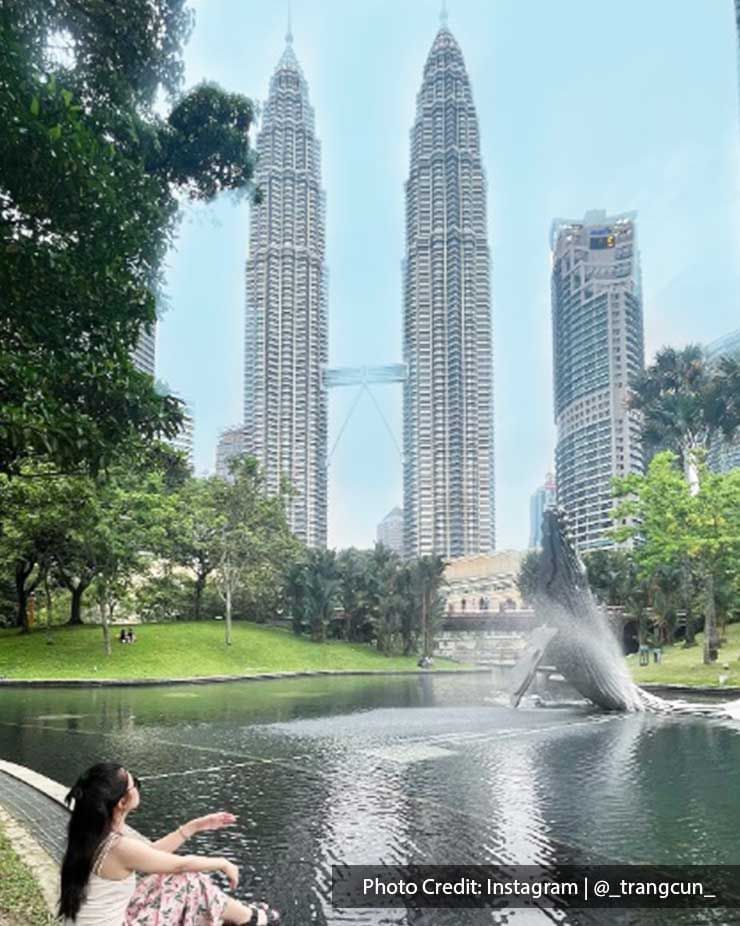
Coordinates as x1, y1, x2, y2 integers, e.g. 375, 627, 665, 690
119, 628, 128, 645
59, 763, 279, 926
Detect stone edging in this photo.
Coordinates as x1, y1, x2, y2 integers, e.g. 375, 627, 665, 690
0, 669, 736, 696
0, 759, 68, 807
0, 667, 489, 688
641, 683, 740, 697
0, 760, 65, 917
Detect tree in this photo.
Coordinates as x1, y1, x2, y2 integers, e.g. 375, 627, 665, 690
516, 550, 542, 607
213, 457, 295, 645
583, 549, 651, 646
629, 346, 740, 660
687, 466, 740, 659
396, 563, 422, 656
336, 548, 373, 642
366, 544, 403, 655
52, 480, 102, 626
303, 549, 340, 644
411, 555, 446, 658
630, 345, 739, 491
1, 2, 257, 477
87, 470, 171, 654
166, 477, 223, 619
613, 453, 740, 661
284, 559, 311, 637
0, 466, 81, 630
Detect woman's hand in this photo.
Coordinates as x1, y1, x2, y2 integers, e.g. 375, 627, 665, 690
222, 859, 240, 890
191, 812, 236, 834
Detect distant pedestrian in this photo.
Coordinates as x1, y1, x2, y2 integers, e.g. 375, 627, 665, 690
119, 629, 128, 645
127, 629, 136, 644
638, 643, 650, 667
653, 646, 661, 664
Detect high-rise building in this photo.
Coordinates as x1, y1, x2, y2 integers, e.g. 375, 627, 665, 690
216, 426, 245, 481
528, 472, 557, 549
169, 402, 194, 471
550, 210, 645, 552
707, 329, 740, 473
377, 506, 404, 556
403, 12, 495, 559
244, 27, 328, 547
131, 326, 156, 377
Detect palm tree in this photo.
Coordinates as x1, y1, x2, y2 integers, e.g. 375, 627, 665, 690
516, 549, 542, 607
630, 345, 740, 662
284, 559, 310, 636
411, 555, 446, 658
304, 548, 339, 643
630, 345, 738, 490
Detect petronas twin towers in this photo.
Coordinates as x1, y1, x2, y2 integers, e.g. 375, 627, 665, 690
244, 14, 495, 559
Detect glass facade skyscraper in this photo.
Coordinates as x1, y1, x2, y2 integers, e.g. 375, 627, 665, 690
244, 30, 328, 547
131, 327, 156, 377
403, 16, 495, 559
707, 329, 740, 473
550, 210, 644, 552
529, 472, 557, 549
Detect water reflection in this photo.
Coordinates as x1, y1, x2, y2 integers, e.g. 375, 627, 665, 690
0, 676, 739, 925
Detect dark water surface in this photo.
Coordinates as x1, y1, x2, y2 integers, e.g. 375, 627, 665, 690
1, 674, 739, 925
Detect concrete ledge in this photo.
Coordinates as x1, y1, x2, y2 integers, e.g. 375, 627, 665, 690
0, 667, 489, 689
0, 760, 69, 807
641, 683, 740, 697
0, 803, 58, 916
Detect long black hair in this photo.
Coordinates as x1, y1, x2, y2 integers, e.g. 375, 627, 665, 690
58, 763, 129, 921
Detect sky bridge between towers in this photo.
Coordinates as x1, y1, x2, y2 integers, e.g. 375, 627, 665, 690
322, 363, 407, 465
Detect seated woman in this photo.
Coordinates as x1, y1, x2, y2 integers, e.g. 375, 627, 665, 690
59, 763, 279, 926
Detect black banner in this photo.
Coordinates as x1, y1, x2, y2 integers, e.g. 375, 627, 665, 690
331, 865, 740, 909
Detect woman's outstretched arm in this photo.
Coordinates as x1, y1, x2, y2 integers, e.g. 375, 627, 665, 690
151, 812, 236, 853
114, 835, 239, 888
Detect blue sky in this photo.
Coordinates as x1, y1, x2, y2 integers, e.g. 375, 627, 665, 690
158, 0, 740, 551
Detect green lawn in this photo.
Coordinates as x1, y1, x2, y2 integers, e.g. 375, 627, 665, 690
0, 821, 53, 926
628, 622, 740, 688
0, 622, 459, 681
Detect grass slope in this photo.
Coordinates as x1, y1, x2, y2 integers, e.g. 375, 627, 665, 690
629, 622, 740, 688
0, 623, 453, 681
0, 821, 53, 926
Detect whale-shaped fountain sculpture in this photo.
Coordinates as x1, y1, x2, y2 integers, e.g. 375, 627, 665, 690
509, 508, 740, 719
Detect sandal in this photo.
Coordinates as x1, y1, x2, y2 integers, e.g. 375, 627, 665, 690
239, 901, 280, 925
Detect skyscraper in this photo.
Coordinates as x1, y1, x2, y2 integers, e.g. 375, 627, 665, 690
131, 326, 156, 377
377, 506, 404, 556
403, 12, 495, 559
244, 27, 328, 547
528, 472, 557, 549
550, 210, 645, 552
707, 329, 740, 473
168, 401, 194, 471
215, 426, 245, 481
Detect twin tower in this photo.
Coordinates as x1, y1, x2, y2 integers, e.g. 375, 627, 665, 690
244, 16, 495, 559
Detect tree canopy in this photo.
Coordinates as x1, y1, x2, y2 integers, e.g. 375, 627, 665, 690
0, 1, 257, 477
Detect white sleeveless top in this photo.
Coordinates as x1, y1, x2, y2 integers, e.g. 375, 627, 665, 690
64, 832, 136, 926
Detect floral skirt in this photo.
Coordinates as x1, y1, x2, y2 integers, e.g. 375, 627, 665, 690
125, 872, 229, 925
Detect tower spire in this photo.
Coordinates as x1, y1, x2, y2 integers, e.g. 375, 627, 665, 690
440, 0, 448, 27
286, 0, 293, 44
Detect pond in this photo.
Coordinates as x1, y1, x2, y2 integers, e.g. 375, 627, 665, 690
1, 674, 739, 925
